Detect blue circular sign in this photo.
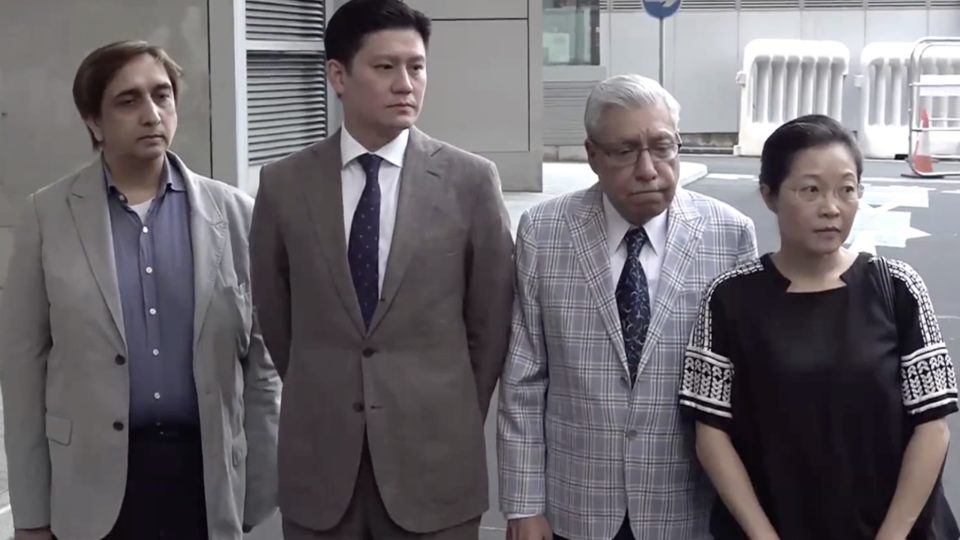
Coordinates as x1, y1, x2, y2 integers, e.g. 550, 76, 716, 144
643, 0, 681, 19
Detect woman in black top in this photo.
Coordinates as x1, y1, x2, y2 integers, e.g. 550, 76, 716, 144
679, 114, 959, 540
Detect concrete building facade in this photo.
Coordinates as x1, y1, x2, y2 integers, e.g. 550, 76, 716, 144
0, 0, 544, 293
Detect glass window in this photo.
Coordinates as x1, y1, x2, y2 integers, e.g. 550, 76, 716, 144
543, 0, 600, 66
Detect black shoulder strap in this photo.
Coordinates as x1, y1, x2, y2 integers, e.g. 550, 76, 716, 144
874, 256, 896, 322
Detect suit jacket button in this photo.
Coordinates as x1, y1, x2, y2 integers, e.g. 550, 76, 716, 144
362, 348, 376, 358
353, 402, 364, 412
115, 355, 126, 365
113, 421, 125, 431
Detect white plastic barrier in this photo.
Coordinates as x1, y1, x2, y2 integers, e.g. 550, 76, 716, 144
859, 41, 960, 159
735, 39, 850, 157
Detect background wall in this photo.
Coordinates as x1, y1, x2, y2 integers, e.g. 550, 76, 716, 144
543, 2, 960, 147
0, 0, 213, 294
392, 0, 543, 190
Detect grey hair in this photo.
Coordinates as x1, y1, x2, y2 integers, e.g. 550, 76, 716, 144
584, 74, 681, 140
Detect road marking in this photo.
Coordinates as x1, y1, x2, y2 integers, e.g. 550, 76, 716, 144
863, 176, 960, 185
704, 174, 960, 186
706, 173, 756, 181
847, 185, 930, 254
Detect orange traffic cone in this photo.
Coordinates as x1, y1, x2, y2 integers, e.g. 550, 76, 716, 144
913, 108, 935, 174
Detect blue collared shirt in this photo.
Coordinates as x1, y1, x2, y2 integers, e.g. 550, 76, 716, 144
104, 157, 198, 429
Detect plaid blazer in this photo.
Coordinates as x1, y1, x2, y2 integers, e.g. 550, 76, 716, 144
497, 185, 758, 540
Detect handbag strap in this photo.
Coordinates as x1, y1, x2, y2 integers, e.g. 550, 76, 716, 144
874, 256, 896, 324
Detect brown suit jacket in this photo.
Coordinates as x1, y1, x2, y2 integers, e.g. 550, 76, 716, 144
250, 127, 514, 533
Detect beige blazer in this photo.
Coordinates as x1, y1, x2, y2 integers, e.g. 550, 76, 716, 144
0, 154, 281, 540
250, 127, 514, 533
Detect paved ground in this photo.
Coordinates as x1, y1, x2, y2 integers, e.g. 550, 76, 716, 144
4, 156, 960, 539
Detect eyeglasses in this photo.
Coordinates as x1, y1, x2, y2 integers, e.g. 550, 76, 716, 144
591, 137, 682, 168
790, 183, 864, 204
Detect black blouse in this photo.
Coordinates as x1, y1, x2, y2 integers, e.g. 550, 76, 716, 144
679, 252, 959, 540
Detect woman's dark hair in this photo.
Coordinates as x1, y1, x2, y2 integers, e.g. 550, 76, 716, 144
325, 0, 432, 70
759, 114, 863, 195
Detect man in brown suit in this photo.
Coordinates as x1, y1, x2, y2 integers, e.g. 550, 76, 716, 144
249, 0, 515, 538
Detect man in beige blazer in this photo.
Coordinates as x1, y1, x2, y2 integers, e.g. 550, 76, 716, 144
250, 1, 514, 538
0, 41, 280, 540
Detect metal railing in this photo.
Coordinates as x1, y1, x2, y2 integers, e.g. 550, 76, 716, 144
905, 37, 960, 178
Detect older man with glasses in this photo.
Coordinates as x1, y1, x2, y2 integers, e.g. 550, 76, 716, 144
497, 74, 759, 540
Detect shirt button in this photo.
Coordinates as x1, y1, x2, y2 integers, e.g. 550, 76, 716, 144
626, 429, 638, 439
113, 421, 125, 431
142, 226, 149, 234
362, 348, 376, 358
152, 349, 159, 357
154, 392, 161, 400
148, 308, 157, 316
353, 402, 364, 412
145, 266, 154, 274
115, 355, 126, 365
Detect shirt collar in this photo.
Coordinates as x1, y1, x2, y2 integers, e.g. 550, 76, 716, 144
102, 153, 184, 195
602, 193, 668, 257
340, 125, 409, 169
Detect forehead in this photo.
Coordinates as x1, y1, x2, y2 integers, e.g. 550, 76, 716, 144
105, 54, 172, 96
356, 29, 426, 58
785, 143, 859, 180
594, 104, 675, 142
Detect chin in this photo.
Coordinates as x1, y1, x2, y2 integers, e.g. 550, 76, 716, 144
390, 117, 416, 130
134, 147, 167, 161
805, 240, 845, 256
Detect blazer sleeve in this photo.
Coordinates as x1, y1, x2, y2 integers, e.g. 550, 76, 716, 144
250, 168, 293, 380
463, 159, 515, 419
232, 192, 282, 529
0, 193, 54, 529
497, 211, 549, 517
737, 217, 759, 265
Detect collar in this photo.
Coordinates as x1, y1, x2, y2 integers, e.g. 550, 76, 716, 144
340, 125, 409, 169
603, 193, 668, 258
102, 153, 184, 195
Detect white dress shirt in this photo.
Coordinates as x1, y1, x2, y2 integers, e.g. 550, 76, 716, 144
602, 194, 668, 305
505, 196, 668, 521
340, 126, 409, 293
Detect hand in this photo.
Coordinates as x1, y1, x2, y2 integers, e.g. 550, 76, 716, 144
14, 528, 54, 540
507, 515, 553, 540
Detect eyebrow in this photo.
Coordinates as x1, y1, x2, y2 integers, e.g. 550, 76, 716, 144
112, 82, 173, 100
372, 54, 426, 63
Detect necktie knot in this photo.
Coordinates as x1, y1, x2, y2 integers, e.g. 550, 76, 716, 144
624, 227, 648, 256
356, 153, 382, 184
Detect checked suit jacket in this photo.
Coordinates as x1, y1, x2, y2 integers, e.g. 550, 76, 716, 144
497, 184, 758, 540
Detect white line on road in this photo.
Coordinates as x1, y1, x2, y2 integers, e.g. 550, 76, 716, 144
863, 177, 960, 185
707, 173, 756, 181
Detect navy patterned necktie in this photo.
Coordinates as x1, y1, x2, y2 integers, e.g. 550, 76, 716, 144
616, 227, 651, 384
348, 153, 382, 328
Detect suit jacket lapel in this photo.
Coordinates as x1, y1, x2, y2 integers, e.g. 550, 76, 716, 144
303, 132, 366, 335
568, 186, 628, 371
368, 127, 441, 334
170, 154, 229, 351
637, 189, 705, 376
68, 160, 127, 354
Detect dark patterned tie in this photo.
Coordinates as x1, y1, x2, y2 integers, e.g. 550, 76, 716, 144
616, 227, 651, 384
348, 153, 382, 328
